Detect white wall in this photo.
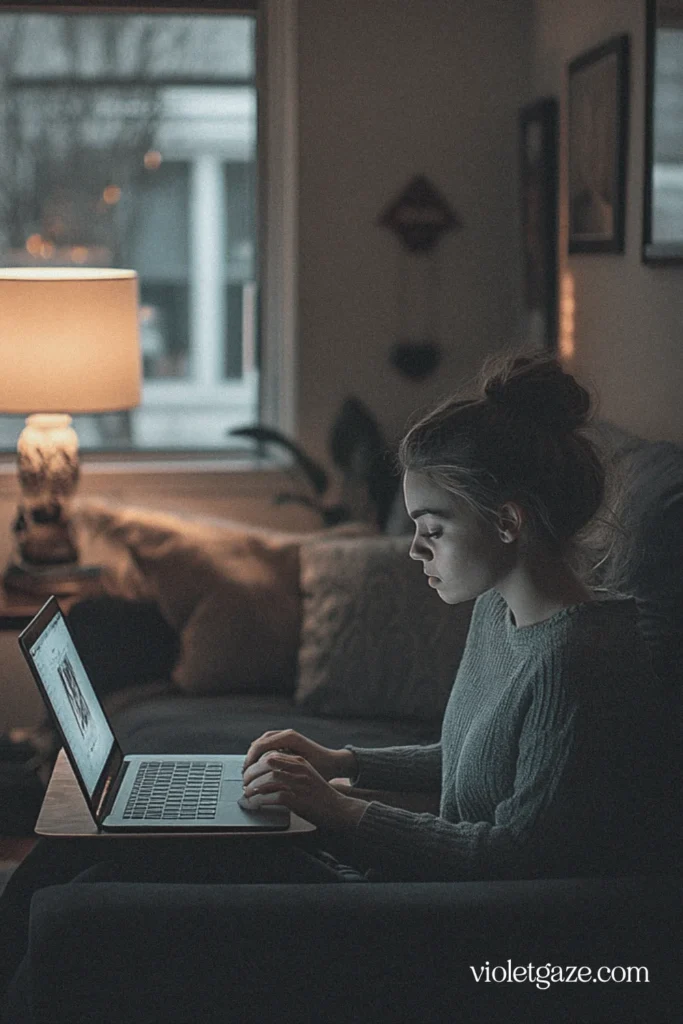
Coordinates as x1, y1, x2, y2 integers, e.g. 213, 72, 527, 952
295, 0, 532, 463
533, 0, 683, 443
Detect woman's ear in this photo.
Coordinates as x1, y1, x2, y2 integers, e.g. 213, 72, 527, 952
495, 502, 524, 543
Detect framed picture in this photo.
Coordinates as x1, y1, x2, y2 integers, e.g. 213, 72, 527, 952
568, 34, 630, 253
519, 97, 558, 350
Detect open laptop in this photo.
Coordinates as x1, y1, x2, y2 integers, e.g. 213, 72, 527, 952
19, 596, 290, 832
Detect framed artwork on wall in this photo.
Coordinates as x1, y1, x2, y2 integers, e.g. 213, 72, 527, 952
568, 34, 630, 254
642, 0, 683, 263
519, 97, 558, 351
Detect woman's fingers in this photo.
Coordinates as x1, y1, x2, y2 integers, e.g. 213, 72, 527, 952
244, 776, 294, 797
243, 783, 294, 805
241, 756, 364, 828
243, 755, 308, 792
243, 776, 303, 802
242, 730, 303, 773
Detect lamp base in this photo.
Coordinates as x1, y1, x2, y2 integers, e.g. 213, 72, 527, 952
7, 414, 103, 598
3, 560, 103, 598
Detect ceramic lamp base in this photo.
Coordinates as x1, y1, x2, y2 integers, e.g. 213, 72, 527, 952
13, 414, 80, 568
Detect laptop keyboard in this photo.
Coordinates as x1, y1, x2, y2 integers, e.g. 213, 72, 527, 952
123, 761, 224, 821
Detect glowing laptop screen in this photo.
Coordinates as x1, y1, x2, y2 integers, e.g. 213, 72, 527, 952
29, 611, 115, 798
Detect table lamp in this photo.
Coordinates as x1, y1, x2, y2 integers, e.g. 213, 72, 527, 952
0, 268, 141, 595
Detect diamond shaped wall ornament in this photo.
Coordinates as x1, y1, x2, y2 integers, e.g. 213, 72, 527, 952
378, 175, 462, 252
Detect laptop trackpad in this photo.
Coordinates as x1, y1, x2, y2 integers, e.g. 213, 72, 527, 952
222, 781, 290, 826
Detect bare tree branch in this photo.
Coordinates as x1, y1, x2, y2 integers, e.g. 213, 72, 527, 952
0, 16, 169, 261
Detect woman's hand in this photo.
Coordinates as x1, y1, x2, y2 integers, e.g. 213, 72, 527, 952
242, 729, 357, 782
242, 751, 369, 828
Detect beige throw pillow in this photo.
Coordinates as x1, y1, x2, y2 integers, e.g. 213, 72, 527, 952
76, 500, 374, 697
77, 501, 305, 695
295, 536, 474, 721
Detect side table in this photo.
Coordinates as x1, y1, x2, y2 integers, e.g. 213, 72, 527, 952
0, 590, 45, 633
0, 586, 90, 631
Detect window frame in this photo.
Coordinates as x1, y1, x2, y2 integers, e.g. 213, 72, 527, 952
0, 0, 298, 479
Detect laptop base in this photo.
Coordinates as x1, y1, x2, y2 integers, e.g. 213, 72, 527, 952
37, 750, 317, 839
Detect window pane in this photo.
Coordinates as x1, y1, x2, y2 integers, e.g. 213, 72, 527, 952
652, 26, 683, 242
224, 161, 257, 379
0, 12, 259, 452
139, 280, 190, 380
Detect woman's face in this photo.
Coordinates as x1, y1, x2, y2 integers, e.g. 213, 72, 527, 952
403, 469, 510, 605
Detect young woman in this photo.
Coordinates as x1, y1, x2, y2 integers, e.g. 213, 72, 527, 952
1, 352, 680, 1005
240, 351, 680, 882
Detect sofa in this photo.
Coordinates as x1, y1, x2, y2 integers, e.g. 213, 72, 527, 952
4, 422, 683, 1023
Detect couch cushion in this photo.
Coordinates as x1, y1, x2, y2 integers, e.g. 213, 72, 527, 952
295, 536, 473, 721
24, 876, 683, 1024
109, 693, 441, 755
67, 597, 180, 700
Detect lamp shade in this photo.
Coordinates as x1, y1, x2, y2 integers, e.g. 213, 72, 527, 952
0, 268, 142, 414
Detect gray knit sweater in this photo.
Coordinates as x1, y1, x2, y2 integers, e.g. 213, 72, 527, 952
346, 588, 679, 882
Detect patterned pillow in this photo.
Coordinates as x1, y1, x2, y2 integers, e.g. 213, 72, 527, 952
295, 537, 473, 721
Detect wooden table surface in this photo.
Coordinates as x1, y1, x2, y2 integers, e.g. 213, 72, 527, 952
37, 750, 317, 839
0, 586, 96, 630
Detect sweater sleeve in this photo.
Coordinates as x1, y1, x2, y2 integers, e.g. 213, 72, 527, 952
348, 674, 582, 882
344, 743, 442, 793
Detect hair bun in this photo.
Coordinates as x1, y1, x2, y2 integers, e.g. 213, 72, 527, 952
483, 355, 591, 432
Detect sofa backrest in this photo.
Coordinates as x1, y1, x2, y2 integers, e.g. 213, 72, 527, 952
591, 425, 683, 706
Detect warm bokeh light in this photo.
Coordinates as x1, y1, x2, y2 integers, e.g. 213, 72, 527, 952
70, 246, 88, 264
143, 150, 163, 170
25, 234, 42, 256
102, 185, 122, 205
39, 242, 55, 259
559, 270, 576, 361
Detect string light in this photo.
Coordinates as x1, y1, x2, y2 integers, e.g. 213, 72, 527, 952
25, 234, 42, 256
559, 270, 576, 361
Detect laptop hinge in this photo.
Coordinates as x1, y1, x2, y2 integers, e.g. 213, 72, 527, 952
95, 760, 129, 822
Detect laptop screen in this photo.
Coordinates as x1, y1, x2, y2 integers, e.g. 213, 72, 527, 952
29, 609, 115, 799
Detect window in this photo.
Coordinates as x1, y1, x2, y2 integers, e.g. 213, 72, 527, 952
651, 7, 683, 242
0, 2, 296, 457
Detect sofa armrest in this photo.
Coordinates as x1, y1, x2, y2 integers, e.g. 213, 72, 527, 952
11, 875, 682, 1024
